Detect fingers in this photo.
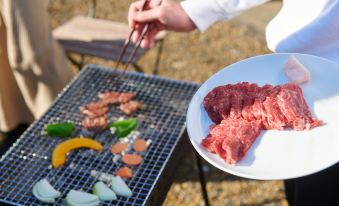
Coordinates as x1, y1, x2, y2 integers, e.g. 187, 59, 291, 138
131, 26, 143, 43
141, 26, 161, 48
128, 0, 145, 28
131, 25, 160, 48
128, 0, 162, 28
148, 0, 162, 8
132, 8, 161, 24
128, 0, 164, 48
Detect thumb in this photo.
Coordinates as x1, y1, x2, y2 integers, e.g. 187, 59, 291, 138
132, 8, 160, 23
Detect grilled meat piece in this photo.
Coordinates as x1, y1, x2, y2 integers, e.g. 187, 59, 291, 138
82, 116, 108, 130
79, 101, 107, 113
118, 92, 136, 103
98, 91, 121, 104
80, 106, 109, 118
120, 100, 141, 115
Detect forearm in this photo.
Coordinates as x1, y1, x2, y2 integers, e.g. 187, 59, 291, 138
181, 0, 270, 31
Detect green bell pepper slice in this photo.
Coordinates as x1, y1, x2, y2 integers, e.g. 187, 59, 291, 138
45, 122, 74, 137
109, 118, 137, 138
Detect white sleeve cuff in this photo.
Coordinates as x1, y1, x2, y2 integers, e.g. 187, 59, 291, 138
181, 0, 225, 32
181, 0, 269, 32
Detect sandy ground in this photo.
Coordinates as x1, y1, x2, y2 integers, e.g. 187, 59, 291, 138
47, 0, 288, 205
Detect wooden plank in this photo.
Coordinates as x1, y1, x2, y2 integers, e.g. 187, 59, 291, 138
53, 15, 166, 63
58, 39, 146, 63
53, 16, 131, 42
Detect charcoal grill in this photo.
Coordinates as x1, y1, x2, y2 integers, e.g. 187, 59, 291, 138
0, 65, 199, 206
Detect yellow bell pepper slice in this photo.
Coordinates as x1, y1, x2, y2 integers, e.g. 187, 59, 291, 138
52, 137, 103, 168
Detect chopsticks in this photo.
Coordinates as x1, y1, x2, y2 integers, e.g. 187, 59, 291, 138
113, 0, 152, 88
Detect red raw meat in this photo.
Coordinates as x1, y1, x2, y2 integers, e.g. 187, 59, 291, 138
203, 118, 261, 164
202, 82, 322, 164
203, 85, 232, 123
277, 83, 323, 130
261, 85, 288, 130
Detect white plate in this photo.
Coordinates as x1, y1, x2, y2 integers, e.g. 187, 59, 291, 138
187, 53, 339, 180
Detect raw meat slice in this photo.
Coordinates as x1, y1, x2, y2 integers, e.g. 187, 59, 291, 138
201, 134, 216, 153
204, 118, 261, 164
277, 83, 323, 130
240, 83, 258, 121
203, 85, 232, 123
284, 56, 311, 84
261, 86, 287, 130
229, 88, 244, 119
202, 81, 322, 164
249, 84, 271, 124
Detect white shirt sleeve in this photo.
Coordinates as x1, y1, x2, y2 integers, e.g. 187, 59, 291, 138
181, 0, 269, 32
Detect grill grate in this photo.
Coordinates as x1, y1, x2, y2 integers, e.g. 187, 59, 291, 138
0, 65, 199, 206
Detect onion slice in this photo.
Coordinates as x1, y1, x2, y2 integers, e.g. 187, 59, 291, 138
32, 178, 61, 203
111, 176, 132, 197
65, 190, 99, 206
92, 181, 117, 201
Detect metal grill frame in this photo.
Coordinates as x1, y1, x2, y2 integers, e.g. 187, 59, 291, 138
0, 65, 199, 206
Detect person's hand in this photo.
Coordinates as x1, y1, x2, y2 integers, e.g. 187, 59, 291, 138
128, 0, 196, 48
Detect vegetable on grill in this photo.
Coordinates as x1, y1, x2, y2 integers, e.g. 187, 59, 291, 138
32, 178, 61, 203
109, 118, 137, 138
65, 190, 99, 206
92, 181, 117, 201
52, 137, 103, 168
45, 122, 74, 137
110, 176, 132, 197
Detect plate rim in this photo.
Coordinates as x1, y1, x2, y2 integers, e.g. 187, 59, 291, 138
186, 52, 339, 180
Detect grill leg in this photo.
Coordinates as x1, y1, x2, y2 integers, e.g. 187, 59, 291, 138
195, 151, 210, 206
88, 0, 97, 18
66, 52, 84, 71
152, 38, 165, 75
132, 62, 145, 73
